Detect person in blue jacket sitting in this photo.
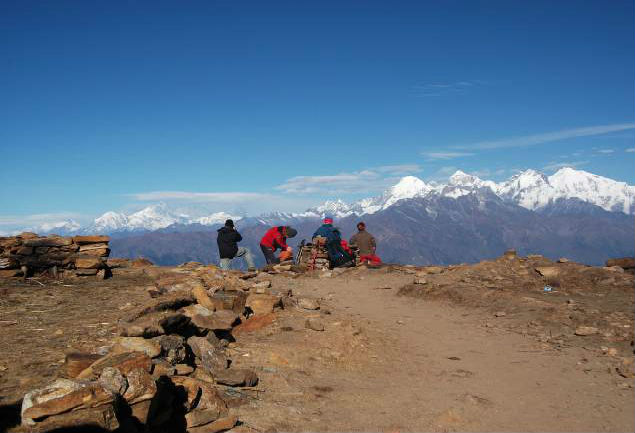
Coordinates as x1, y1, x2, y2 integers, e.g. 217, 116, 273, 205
312, 216, 353, 268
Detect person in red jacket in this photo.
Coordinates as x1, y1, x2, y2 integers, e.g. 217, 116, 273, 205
260, 226, 298, 264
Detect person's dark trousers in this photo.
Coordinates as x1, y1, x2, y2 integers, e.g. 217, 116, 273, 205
326, 241, 353, 268
260, 244, 280, 264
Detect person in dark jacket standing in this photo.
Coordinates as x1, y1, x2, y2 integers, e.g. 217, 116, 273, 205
216, 219, 256, 271
260, 226, 298, 264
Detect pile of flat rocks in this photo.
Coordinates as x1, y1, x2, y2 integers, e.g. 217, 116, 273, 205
0, 233, 111, 278
296, 237, 330, 271
20, 266, 299, 432
606, 257, 635, 274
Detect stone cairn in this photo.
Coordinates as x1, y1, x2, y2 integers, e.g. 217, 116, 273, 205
296, 236, 360, 271
19, 264, 312, 432
296, 237, 330, 270
0, 232, 110, 279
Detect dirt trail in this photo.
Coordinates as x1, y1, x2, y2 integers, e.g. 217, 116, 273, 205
233, 270, 634, 432
0, 265, 633, 432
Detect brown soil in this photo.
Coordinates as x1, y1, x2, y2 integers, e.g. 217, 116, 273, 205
1, 259, 633, 432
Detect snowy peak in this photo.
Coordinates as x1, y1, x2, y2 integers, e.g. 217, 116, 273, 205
90, 205, 242, 233
94, 211, 129, 232
195, 212, 241, 226
497, 169, 554, 209
90, 203, 189, 233
316, 200, 355, 217
302, 199, 354, 218
306, 167, 634, 219
505, 169, 549, 190
443, 170, 498, 198
548, 167, 635, 214
126, 203, 189, 231
305, 176, 432, 217
22, 167, 634, 236
34, 219, 81, 235
448, 170, 480, 186
497, 167, 635, 214
389, 176, 430, 199
381, 176, 431, 209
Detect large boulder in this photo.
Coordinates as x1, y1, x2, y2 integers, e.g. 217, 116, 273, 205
77, 351, 152, 380
112, 337, 162, 358
22, 381, 114, 423
73, 235, 111, 244
74, 256, 104, 269
62, 353, 103, 378
122, 368, 157, 404
187, 336, 229, 374
211, 290, 247, 314
214, 369, 258, 387
23, 237, 73, 247
25, 404, 119, 432
157, 335, 188, 365
606, 257, 635, 271
246, 293, 282, 315
190, 309, 240, 332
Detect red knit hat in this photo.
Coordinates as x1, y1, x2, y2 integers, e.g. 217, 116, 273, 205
323, 217, 333, 224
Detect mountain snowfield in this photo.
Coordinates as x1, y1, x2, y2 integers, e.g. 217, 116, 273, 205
12, 167, 635, 235
303, 167, 635, 217
91, 204, 242, 233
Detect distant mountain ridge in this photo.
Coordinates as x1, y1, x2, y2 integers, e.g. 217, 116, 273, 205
9, 167, 635, 267
109, 189, 634, 267
302, 167, 635, 217
28, 167, 632, 236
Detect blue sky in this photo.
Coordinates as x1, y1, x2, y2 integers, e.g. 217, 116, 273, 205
1, 0, 633, 228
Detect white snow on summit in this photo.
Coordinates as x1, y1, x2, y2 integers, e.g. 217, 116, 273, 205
304, 199, 355, 218
497, 168, 635, 213
441, 170, 498, 198
548, 167, 635, 214
497, 169, 553, 209
29, 219, 81, 235
309, 167, 635, 217
348, 176, 433, 215
94, 211, 129, 232
382, 176, 432, 208
195, 212, 242, 226
24, 167, 634, 235
91, 203, 189, 232
38, 219, 81, 233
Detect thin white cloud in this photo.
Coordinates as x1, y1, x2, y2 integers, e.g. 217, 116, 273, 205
625, 147, 635, 153
596, 149, 614, 154
413, 80, 485, 97
277, 172, 387, 195
425, 166, 512, 182
454, 123, 635, 150
437, 166, 459, 176
543, 160, 590, 172
0, 212, 84, 235
125, 191, 318, 215
276, 165, 421, 195
374, 164, 422, 175
0, 212, 82, 226
128, 191, 274, 202
422, 151, 475, 160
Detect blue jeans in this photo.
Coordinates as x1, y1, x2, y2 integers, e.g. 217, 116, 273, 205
220, 247, 255, 270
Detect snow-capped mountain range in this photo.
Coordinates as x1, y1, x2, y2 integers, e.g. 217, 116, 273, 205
90, 204, 241, 233
302, 167, 635, 217
11, 167, 635, 235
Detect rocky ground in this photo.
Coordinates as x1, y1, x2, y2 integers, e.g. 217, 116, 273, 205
0, 253, 633, 432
